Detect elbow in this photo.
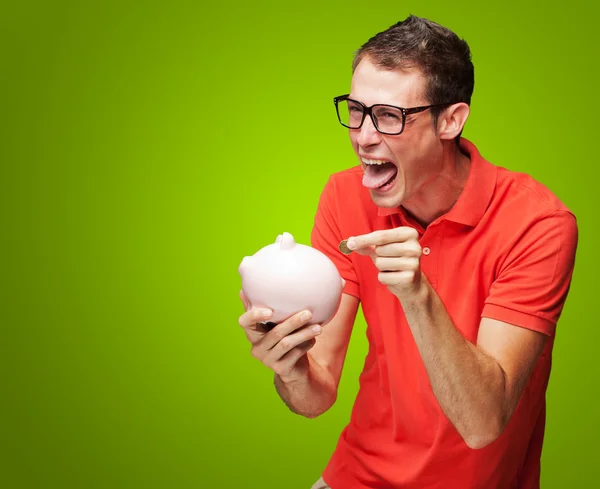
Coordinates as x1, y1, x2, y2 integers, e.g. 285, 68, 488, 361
464, 433, 498, 450
299, 402, 335, 419
302, 409, 327, 419
299, 392, 338, 419
463, 416, 508, 450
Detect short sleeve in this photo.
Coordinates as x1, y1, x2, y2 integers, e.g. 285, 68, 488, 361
310, 176, 360, 299
482, 210, 578, 336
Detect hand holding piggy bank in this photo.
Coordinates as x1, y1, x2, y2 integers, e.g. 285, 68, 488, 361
237, 232, 346, 383
238, 232, 345, 327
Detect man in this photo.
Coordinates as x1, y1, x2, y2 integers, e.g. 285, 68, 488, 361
238, 15, 578, 489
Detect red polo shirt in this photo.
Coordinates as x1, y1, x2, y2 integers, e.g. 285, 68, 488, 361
310, 138, 578, 489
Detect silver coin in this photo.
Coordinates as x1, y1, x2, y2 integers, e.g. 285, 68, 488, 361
339, 239, 352, 255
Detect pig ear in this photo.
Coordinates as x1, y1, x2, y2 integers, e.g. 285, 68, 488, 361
278, 232, 296, 250
238, 256, 250, 275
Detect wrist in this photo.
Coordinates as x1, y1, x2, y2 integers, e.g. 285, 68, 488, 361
276, 356, 312, 385
395, 271, 431, 305
276, 371, 306, 386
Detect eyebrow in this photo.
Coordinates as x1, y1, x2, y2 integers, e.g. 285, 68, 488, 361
347, 96, 417, 109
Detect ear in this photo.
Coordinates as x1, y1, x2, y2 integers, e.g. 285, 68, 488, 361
437, 103, 470, 140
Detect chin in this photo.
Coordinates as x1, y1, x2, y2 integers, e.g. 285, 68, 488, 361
369, 189, 404, 208
369, 177, 405, 208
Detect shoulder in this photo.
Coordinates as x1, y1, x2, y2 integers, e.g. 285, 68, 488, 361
463, 144, 579, 277
495, 166, 574, 217
462, 138, 575, 226
487, 165, 577, 244
313, 165, 383, 245
485, 165, 578, 274
321, 165, 364, 193
317, 165, 374, 213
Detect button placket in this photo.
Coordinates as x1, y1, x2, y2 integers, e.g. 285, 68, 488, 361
419, 226, 440, 287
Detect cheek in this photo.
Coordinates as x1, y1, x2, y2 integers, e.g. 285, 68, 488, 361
390, 141, 416, 169
391, 132, 431, 166
390, 143, 427, 187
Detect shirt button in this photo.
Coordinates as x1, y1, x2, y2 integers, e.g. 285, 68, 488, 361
422, 247, 431, 255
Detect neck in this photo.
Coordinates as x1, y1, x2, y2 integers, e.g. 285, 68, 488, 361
402, 143, 471, 228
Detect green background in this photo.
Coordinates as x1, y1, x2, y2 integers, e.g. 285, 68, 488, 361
1, 1, 597, 488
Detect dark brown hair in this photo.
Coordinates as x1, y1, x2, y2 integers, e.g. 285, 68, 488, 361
353, 15, 475, 137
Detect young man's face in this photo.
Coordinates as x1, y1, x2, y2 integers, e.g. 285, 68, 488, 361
348, 58, 445, 209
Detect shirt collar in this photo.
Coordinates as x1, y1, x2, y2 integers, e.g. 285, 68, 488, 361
376, 138, 497, 228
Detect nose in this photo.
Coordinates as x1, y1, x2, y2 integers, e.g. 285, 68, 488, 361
355, 113, 382, 148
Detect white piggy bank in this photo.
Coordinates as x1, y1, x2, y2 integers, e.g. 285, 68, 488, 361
238, 232, 345, 326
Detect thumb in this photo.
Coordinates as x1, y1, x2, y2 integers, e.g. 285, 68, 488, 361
239, 289, 250, 310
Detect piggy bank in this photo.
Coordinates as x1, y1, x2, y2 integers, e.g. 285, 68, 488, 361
238, 232, 345, 326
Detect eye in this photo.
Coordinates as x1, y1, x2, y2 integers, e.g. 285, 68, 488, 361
374, 106, 402, 121
381, 111, 400, 120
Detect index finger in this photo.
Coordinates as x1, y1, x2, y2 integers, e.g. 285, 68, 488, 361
347, 227, 418, 250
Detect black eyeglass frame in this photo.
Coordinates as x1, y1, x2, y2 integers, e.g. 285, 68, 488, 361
333, 94, 454, 136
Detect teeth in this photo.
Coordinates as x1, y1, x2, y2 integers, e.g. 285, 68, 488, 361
362, 158, 390, 165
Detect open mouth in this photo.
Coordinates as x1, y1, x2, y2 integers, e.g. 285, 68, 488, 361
362, 160, 398, 192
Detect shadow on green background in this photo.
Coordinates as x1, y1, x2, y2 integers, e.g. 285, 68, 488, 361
1, 1, 597, 488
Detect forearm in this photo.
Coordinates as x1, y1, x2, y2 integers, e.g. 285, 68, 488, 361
274, 356, 337, 418
401, 281, 507, 448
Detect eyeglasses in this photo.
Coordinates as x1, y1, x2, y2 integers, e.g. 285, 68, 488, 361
333, 94, 453, 136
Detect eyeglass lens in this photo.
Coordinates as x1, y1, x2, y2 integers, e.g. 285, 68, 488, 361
337, 99, 404, 134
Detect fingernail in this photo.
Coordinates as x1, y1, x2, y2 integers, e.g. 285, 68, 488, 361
301, 311, 311, 321
263, 309, 272, 318
347, 238, 356, 249
312, 325, 321, 334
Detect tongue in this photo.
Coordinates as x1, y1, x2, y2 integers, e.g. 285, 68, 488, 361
362, 162, 398, 189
